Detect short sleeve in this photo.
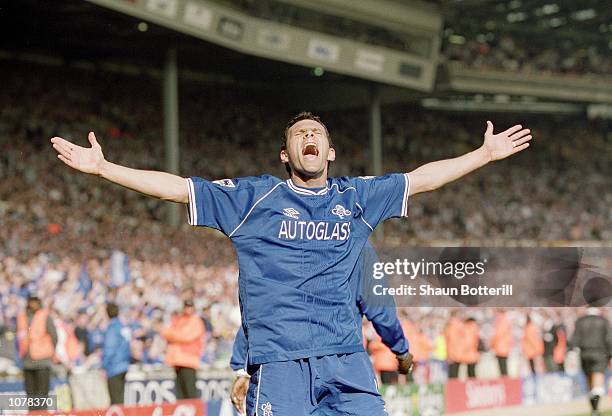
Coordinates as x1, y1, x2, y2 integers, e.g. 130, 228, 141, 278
186, 176, 259, 236
352, 173, 410, 229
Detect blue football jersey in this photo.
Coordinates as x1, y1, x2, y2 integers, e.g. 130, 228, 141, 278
187, 174, 410, 364
229, 241, 410, 371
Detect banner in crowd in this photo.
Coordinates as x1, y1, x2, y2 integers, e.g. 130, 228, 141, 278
125, 370, 233, 405
445, 377, 522, 414
379, 383, 445, 416
521, 372, 587, 405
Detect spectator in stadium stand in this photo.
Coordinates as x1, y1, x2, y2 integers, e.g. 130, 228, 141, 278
16, 295, 58, 411
445, 311, 465, 379
0, 318, 18, 374
462, 317, 480, 378
521, 315, 544, 374
102, 303, 132, 405
200, 305, 214, 342
74, 313, 90, 356
160, 299, 205, 400
570, 307, 612, 416
490, 309, 513, 376
52, 310, 82, 369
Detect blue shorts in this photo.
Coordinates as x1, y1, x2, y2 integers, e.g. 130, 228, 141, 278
246, 352, 387, 416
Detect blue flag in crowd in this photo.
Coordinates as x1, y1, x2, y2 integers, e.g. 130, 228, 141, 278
111, 250, 130, 287
77, 263, 92, 294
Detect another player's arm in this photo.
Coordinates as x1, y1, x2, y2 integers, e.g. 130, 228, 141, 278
408, 121, 532, 196
51, 132, 189, 203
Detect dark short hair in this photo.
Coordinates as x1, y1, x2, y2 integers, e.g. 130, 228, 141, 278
281, 112, 333, 176
106, 303, 119, 319
282, 112, 332, 149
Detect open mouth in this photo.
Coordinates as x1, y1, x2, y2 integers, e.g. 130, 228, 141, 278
302, 143, 319, 157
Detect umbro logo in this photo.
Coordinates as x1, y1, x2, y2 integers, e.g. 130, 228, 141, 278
261, 402, 273, 416
283, 207, 300, 219
331, 204, 351, 219
212, 178, 235, 187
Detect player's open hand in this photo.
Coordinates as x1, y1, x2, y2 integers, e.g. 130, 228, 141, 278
397, 352, 415, 375
230, 375, 249, 414
482, 121, 532, 161
51, 132, 105, 175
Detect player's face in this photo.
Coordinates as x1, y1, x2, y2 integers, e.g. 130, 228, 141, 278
280, 119, 335, 178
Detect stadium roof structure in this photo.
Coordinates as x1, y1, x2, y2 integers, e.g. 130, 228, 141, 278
2, 0, 434, 109
3, 0, 610, 110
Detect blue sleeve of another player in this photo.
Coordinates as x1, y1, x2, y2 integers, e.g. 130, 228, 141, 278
358, 298, 409, 355
357, 243, 409, 354
352, 174, 410, 230
187, 176, 268, 236
230, 327, 248, 371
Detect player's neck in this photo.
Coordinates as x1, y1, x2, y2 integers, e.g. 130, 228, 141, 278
290, 172, 328, 189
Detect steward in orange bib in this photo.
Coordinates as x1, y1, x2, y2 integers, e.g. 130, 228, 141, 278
522, 315, 544, 374
16, 295, 58, 411
161, 299, 205, 399
490, 310, 513, 376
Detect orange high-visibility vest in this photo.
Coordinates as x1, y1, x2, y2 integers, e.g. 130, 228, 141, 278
490, 314, 513, 358
17, 309, 55, 360
162, 313, 205, 369
53, 320, 82, 364
402, 320, 432, 363
445, 317, 465, 363
553, 327, 567, 365
522, 322, 544, 360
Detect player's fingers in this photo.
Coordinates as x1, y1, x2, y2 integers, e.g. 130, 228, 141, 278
53, 142, 72, 159
50, 136, 75, 149
58, 154, 76, 168
513, 135, 532, 147
509, 128, 530, 141
501, 124, 522, 137
485, 120, 494, 135
88, 131, 100, 148
512, 143, 530, 154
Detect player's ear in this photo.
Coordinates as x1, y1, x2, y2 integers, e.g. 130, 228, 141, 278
327, 147, 336, 162
280, 148, 289, 163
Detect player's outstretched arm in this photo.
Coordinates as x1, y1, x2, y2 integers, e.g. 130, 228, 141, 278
51, 132, 189, 203
408, 121, 532, 196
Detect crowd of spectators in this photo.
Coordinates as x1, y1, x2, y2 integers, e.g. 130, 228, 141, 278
442, 34, 612, 77
0, 61, 610, 377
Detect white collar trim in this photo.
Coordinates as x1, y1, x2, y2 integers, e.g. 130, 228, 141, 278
286, 179, 329, 195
